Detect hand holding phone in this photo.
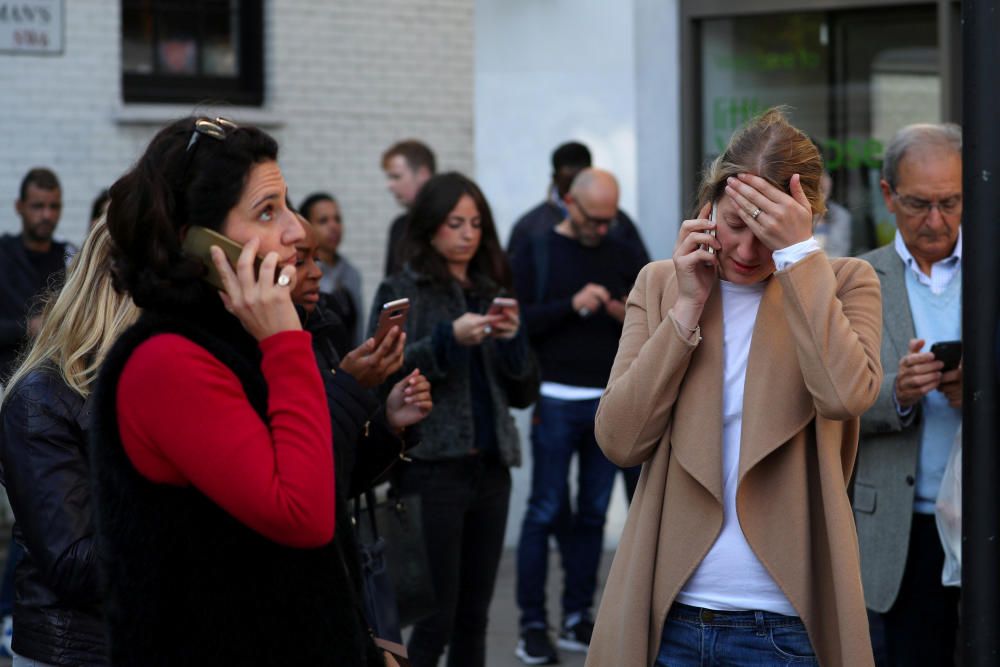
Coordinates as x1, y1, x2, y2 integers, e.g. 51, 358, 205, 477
487, 297, 518, 318
487, 297, 519, 339
206, 236, 301, 341
701, 205, 718, 255
373, 298, 410, 346
930, 340, 962, 372
182, 225, 264, 291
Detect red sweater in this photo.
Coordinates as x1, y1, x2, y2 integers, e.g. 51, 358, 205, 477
116, 330, 335, 548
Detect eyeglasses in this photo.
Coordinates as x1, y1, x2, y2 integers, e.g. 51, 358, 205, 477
891, 188, 962, 217
574, 199, 618, 228
185, 116, 239, 153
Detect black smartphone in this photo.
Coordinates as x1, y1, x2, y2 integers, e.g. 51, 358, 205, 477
930, 340, 962, 372
181, 225, 263, 291
373, 298, 410, 346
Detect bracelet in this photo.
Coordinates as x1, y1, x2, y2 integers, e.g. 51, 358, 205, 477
668, 309, 703, 343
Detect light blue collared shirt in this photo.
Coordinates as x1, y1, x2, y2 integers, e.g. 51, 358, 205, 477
892, 228, 963, 419
893, 228, 963, 295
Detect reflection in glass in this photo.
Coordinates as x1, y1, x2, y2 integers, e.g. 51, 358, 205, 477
698, 8, 938, 253
204, 3, 240, 76
700, 13, 829, 165
122, 5, 153, 74
158, 9, 198, 75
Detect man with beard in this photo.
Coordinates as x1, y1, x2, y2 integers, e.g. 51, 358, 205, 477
510, 168, 645, 664
0, 168, 72, 383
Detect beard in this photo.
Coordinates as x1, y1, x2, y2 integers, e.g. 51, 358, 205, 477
24, 219, 56, 243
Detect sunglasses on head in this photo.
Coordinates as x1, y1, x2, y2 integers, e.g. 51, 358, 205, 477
185, 116, 239, 153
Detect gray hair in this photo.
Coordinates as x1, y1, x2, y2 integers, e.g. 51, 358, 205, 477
882, 123, 962, 189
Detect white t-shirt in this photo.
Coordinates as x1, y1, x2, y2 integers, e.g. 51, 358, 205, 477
675, 239, 820, 615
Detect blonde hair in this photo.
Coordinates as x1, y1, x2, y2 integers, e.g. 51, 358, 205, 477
696, 107, 826, 218
2, 220, 139, 402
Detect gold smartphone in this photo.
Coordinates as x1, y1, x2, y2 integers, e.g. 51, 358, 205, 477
181, 225, 263, 291
373, 298, 410, 346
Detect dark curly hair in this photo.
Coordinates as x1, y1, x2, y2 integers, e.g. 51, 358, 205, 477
402, 172, 511, 292
106, 117, 278, 308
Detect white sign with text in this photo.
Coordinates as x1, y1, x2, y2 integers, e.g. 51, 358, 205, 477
0, 1, 62, 54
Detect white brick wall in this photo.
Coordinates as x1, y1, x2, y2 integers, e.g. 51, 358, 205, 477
0, 0, 474, 315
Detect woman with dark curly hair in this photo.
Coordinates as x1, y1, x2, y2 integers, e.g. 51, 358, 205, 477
91, 117, 391, 666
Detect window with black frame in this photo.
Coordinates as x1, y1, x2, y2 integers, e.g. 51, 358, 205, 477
121, 0, 263, 106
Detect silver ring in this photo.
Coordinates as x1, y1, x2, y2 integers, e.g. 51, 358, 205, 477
578, 307, 591, 318
750, 207, 762, 220
277, 274, 291, 287
483, 324, 493, 336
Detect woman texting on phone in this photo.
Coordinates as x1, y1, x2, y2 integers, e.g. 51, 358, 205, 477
370, 172, 539, 667
586, 109, 883, 666
93, 117, 384, 665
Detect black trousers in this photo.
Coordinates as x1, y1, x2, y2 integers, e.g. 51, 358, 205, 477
881, 512, 960, 666
395, 455, 511, 667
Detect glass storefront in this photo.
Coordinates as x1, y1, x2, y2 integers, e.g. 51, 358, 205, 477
688, 2, 949, 254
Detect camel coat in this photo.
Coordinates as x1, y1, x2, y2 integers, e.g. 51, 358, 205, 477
587, 251, 882, 667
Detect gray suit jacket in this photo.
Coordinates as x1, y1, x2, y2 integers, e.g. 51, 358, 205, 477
854, 243, 924, 612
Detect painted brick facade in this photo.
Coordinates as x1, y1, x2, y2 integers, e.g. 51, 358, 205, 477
0, 0, 474, 314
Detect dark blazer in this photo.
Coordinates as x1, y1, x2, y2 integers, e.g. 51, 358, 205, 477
854, 243, 925, 613
368, 266, 539, 466
0, 367, 106, 666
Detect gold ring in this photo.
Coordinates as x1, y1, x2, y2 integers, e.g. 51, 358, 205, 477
277, 274, 291, 287
751, 208, 762, 220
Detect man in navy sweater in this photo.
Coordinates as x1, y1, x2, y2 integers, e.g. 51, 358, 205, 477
511, 168, 645, 665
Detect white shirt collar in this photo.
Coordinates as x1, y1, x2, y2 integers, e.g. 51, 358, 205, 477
893, 227, 962, 294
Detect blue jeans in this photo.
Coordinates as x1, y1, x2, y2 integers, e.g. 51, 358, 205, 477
656, 603, 818, 666
516, 396, 617, 629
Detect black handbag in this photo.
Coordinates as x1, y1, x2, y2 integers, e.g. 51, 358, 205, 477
334, 514, 410, 666
355, 488, 437, 630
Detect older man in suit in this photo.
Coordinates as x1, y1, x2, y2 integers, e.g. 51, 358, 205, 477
855, 123, 963, 665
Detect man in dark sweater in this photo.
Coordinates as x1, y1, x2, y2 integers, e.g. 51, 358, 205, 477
0, 168, 71, 384
511, 168, 645, 665
380, 139, 435, 277
507, 141, 649, 267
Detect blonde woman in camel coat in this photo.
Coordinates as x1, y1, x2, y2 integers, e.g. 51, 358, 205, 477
587, 110, 883, 667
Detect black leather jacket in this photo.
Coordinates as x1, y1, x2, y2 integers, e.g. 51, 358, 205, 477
0, 367, 106, 666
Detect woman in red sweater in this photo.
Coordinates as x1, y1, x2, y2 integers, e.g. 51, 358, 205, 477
91, 117, 385, 666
